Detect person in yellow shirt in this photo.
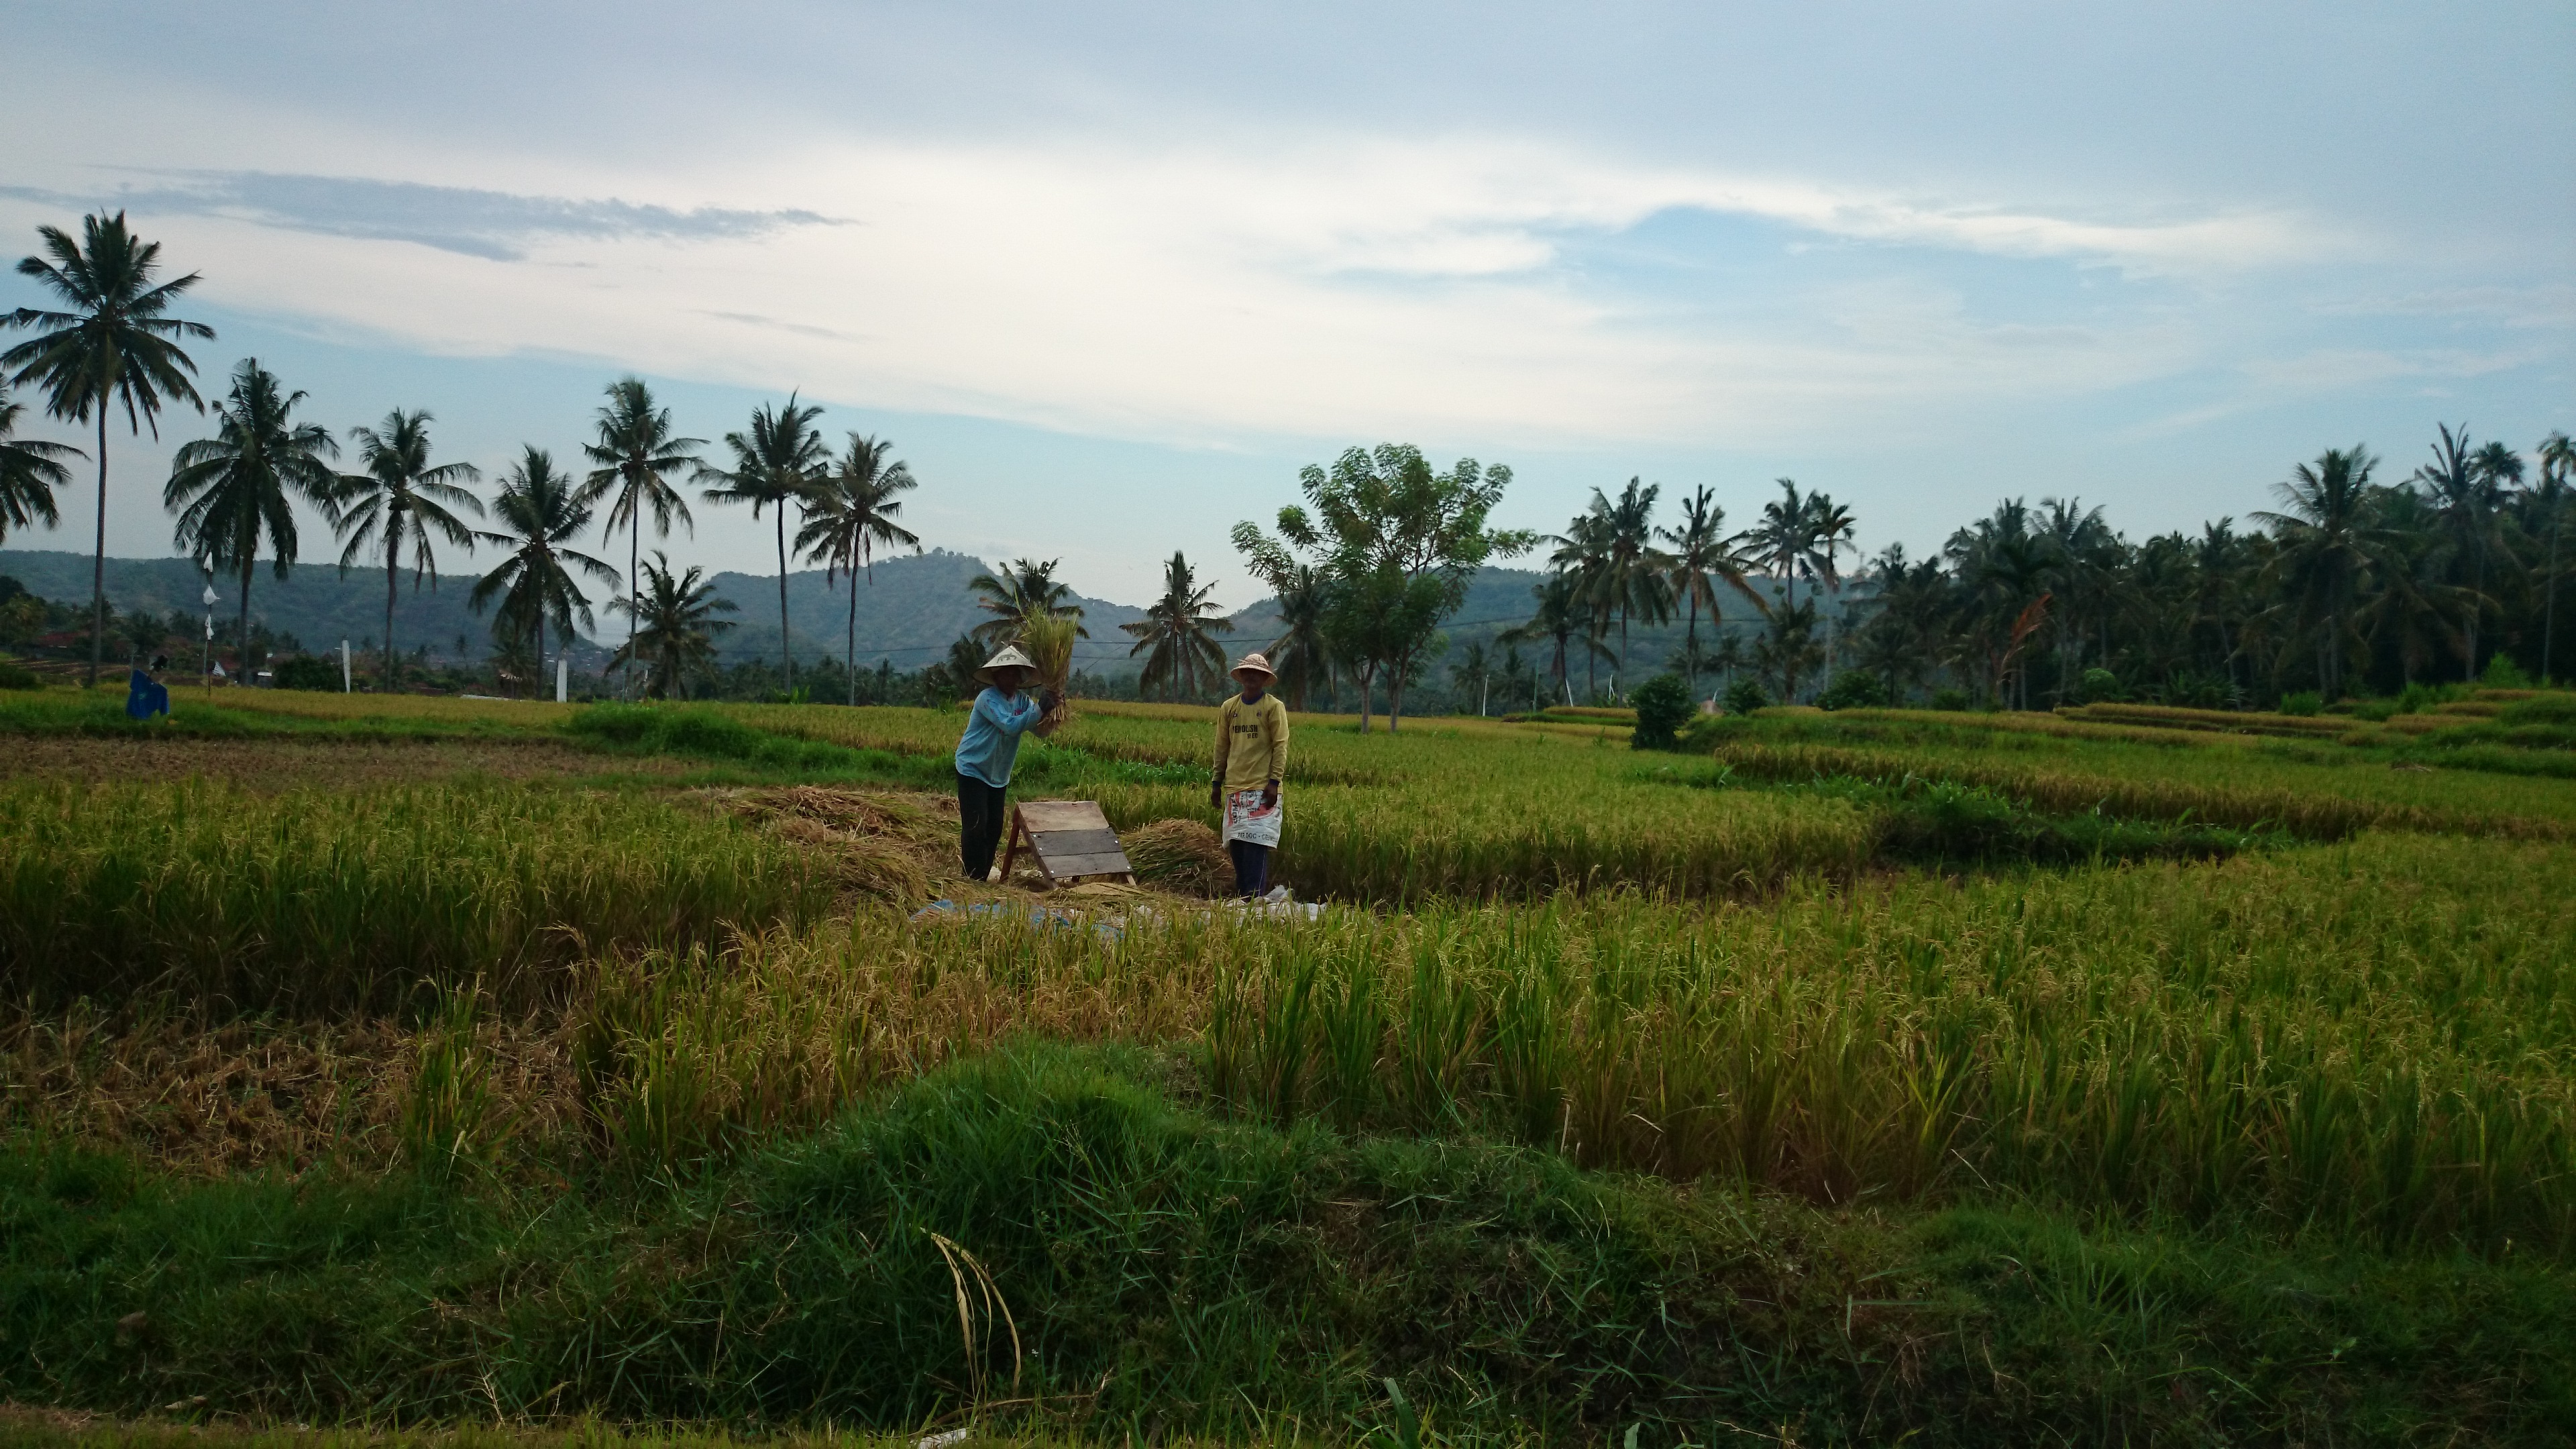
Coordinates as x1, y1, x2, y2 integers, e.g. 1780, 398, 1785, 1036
1210, 651, 1290, 899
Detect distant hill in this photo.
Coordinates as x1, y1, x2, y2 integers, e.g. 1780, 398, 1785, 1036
693, 550, 1152, 670
3, 547, 1870, 686
0, 547, 1157, 672
0, 549, 519, 663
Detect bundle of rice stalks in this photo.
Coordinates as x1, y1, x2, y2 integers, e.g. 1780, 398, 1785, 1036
714, 787, 943, 907
1017, 608, 1078, 733
1122, 817, 1230, 896
769, 815, 934, 907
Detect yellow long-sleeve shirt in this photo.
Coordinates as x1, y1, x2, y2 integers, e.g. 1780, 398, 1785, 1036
1214, 692, 1290, 793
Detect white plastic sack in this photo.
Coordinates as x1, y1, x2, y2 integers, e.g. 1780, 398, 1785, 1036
1222, 788, 1282, 847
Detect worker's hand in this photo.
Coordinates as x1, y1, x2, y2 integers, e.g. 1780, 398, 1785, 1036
1210, 780, 1224, 810
1036, 688, 1059, 713
1261, 782, 1280, 811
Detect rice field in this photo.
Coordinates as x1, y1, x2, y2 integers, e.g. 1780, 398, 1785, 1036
4, 682, 2575, 1439
0, 779, 827, 1012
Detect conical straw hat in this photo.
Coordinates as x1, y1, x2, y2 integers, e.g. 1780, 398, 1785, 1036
1228, 651, 1277, 682
975, 644, 1036, 685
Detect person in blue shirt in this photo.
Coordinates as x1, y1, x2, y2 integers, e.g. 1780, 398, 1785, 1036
953, 643, 1055, 881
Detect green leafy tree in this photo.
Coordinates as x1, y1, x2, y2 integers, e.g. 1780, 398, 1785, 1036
698, 395, 826, 688
472, 447, 619, 696
607, 551, 736, 700
582, 378, 703, 700
3, 212, 214, 684
796, 433, 921, 705
1234, 443, 1534, 732
0, 382, 80, 544
336, 409, 483, 693
1120, 550, 1232, 702
164, 360, 341, 682
1629, 672, 1693, 749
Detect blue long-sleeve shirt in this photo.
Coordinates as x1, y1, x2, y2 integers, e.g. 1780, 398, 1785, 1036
954, 686, 1044, 787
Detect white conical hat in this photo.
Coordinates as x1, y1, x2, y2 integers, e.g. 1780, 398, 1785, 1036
975, 644, 1036, 684
1228, 651, 1276, 682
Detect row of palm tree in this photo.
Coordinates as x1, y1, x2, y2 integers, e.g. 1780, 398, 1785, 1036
1513, 432, 2573, 712
958, 551, 1235, 704
1519, 476, 1849, 702
1831, 432, 2575, 708
1, 211, 935, 700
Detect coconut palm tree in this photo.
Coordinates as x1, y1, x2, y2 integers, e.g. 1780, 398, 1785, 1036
1258, 561, 1334, 710
608, 551, 737, 700
1554, 478, 1669, 695
1656, 484, 1768, 696
1120, 550, 1232, 701
1502, 571, 1596, 708
2539, 431, 2575, 682
1450, 639, 1493, 716
0, 382, 80, 543
581, 378, 702, 700
2253, 445, 2403, 700
164, 360, 340, 684
472, 447, 619, 696
1546, 511, 1615, 699
796, 433, 920, 704
698, 395, 826, 688
4, 212, 215, 684
2414, 423, 2514, 678
335, 409, 483, 693
967, 557, 1085, 645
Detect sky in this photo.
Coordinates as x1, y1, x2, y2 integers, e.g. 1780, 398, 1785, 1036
3, 0, 2570, 613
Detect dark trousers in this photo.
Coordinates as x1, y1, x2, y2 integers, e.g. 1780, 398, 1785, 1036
957, 770, 1008, 879
1228, 839, 1271, 898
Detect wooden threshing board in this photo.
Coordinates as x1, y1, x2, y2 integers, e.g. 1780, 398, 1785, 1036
1000, 800, 1134, 885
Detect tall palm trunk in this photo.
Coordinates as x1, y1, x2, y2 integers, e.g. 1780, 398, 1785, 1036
235, 560, 253, 688
88, 413, 107, 686
383, 523, 400, 694
775, 509, 792, 691
2465, 544, 2481, 680
846, 577, 859, 707
1682, 593, 1700, 695
2546, 506, 2565, 684
536, 606, 547, 704
626, 522, 641, 702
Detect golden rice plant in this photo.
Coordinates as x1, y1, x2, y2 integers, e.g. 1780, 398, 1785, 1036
1710, 741, 2574, 841
1016, 608, 1078, 731
0, 779, 828, 1013
409, 830, 2576, 1247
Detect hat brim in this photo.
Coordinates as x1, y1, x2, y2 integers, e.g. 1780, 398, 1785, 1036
1228, 664, 1276, 682
975, 663, 1034, 686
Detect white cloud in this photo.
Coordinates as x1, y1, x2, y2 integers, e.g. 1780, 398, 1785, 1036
2, 133, 2306, 456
